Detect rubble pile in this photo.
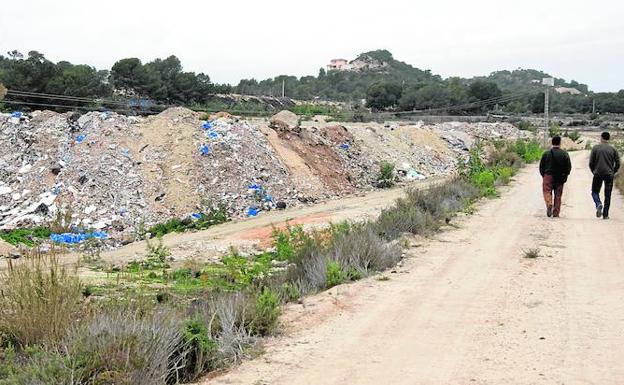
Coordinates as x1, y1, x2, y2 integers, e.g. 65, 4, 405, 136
275, 124, 359, 195
0, 111, 74, 229
307, 122, 458, 182
435, 122, 532, 152
192, 112, 298, 216
1, 107, 533, 244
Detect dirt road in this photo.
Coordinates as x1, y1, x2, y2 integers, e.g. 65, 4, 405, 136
206, 151, 624, 385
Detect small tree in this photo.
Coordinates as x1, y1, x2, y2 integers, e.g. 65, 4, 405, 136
376, 162, 395, 188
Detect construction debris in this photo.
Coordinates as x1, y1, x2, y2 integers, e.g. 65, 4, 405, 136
0, 108, 531, 245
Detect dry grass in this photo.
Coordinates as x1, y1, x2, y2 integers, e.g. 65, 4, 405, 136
523, 248, 542, 259
0, 256, 82, 346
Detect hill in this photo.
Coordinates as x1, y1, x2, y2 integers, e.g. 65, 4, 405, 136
1, 49, 623, 115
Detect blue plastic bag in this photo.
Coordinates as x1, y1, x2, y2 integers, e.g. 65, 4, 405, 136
75, 134, 86, 143
248, 184, 262, 191
201, 121, 214, 130
247, 207, 260, 217
199, 144, 210, 155
340, 143, 350, 150
208, 131, 220, 140
11, 111, 22, 118
191, 213, 202, 220
50, 231, 108, 244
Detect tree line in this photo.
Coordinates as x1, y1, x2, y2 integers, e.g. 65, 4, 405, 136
1, 49, 624, 115
0, 50, 231, 111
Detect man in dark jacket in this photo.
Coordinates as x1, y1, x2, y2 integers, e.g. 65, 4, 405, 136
590, 132, 620, 219
539, 136, 572, 217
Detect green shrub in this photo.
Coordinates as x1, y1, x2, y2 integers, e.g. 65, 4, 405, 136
549, 123, 562, 138
147, 207, 228, 238
514, 140, 542, 163
567, 130, 580, 142
471, 170, 496, 196
497, 167, 514, 185
516, 120, 536, 132
0, 227, 51, 247
279, 282, 301, 302
0, 346, 76, 385
523, 141, 543, 163
376, 161, 395, 188
325, 261, 345, 288
251, 288, 280, 336
180, 318, 218, 381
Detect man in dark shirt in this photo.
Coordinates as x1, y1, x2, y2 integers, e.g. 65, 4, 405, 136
539, 136, 572, 218
589, 132, 620, 219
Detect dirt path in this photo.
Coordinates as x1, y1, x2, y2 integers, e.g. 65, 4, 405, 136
205, 151, 624, 385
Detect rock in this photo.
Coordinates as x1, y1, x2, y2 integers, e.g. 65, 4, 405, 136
50, 162, 63, 175
0, 239, 19, 259
269, 110, 300, 132
276, 201, 287, 210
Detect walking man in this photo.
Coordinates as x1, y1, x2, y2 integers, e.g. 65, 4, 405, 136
590, 132, 620, 219
539, 136, 572, 217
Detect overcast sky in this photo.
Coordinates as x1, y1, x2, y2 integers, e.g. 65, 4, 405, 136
1, 0, 622, 92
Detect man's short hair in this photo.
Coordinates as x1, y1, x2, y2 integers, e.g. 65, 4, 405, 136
552, 136, 561, 146
602, 132, 610, 141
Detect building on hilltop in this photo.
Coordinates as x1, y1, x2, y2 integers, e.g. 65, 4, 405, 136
327, 58, 350, 71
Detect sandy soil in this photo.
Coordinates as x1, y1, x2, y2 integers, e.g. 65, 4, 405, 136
204, 151, 624, 385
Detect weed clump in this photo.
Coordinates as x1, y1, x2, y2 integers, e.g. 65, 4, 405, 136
376, 161, 395, 188
0, 257, 82, 347
523, 248, 542, 259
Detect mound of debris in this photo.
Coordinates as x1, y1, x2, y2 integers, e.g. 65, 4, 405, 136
0, 108, 303, 240
0, 107, 531, 244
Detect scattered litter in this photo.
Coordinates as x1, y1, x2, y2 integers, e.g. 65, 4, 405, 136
11, 112, 22, 118
340, 143, 350, 150
247, 207, 260, 217
207, 131, 220, 140
75, 134, 86, 143
199, 144, 210, 155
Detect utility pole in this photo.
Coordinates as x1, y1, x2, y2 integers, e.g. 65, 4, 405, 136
592, 99, 596, 114
281, 79, 285, 98
542, 78, 554, 146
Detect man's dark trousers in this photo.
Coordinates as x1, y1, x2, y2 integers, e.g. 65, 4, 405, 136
592, 175, 614, 217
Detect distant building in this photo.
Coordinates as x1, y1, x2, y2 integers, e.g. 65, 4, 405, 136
555, 87, 583, 95
327, 58, 350, 71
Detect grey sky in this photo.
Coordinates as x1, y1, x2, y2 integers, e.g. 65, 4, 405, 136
1, 0, 623, 92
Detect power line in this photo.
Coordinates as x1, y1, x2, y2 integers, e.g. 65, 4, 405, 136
1, 99, 163, 115
6, 90, 152, 108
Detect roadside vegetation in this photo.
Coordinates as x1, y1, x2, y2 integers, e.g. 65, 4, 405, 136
612, 138, 624, 194
0, 138, 543, 384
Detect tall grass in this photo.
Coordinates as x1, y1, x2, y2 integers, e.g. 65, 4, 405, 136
0, 257, 82, 347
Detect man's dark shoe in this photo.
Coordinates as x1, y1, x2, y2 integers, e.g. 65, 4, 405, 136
596, 204, 603, 218
603, 215, 610, 220
547, 205, 553, 217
